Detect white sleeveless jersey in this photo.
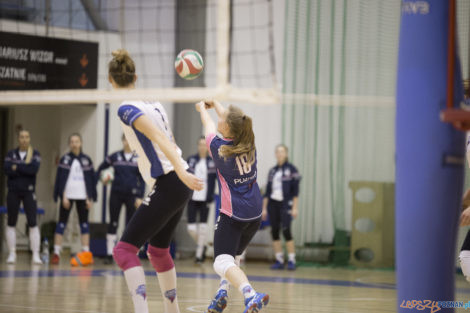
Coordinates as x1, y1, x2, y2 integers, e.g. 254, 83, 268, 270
117, 100, 188, 185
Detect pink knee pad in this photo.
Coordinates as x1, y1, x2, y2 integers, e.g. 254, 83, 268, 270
113, 241, 141, 271
147, 245, 174, 273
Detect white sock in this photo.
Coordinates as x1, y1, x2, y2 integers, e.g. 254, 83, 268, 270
29, 226, 40, 254
82, 246, 90, 252
6, 226, 16, 253
218, 278, 230, 292
196, 223, 208, 259
106, 234, 117, 256
54, 245, 61, 255
156, 267, 180, 313
288, 253, 296, 263
238, 282, 256, 300
275, 252, 284, 263
124, 266, 149, 313
187, 223, 197, 242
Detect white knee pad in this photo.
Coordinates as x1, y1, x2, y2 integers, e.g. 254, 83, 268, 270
460, 251, 470, 282
213, 254, 236, 277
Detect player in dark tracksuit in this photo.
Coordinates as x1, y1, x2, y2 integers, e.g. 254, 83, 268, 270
3, 130, 42, 264
96, 135, 146, 264
197, 99, 269, 313
52, 133, 97, 264
262, 144, 301, 271
186, 137, 217, 263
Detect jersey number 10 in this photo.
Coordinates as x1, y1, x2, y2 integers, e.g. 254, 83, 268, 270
235, 153, 252, 175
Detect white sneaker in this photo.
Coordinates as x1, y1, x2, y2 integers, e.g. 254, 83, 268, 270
6, 252, 16, 264
32, 253, 43, 265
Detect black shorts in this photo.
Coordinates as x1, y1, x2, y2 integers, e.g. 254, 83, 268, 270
120, 171, 192, 249
187, 200, 209, 223
267, 199, 292, 229
7, 190, 37, 227
108, 191, 136, 234
213, 213, 261, 258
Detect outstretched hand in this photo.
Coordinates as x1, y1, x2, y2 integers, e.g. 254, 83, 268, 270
195, 101, 205, 112
178, 170, 204, 191
203, 100, 215, 109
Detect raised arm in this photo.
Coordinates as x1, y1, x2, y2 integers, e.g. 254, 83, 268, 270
196, 101, 217, 136
205, 99, 226, 118
132, 114, 203, 191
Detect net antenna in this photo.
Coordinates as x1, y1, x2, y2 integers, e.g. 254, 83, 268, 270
0, 0, 280, 106
440, 0, 470, 131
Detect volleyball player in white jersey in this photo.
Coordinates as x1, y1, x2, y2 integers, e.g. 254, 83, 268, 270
108, 50, 203, 313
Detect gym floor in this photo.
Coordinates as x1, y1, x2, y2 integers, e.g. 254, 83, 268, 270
0, 253, 469, 313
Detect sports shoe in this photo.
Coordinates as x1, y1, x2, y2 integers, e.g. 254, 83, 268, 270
287, 260, 296, 271
32, 253, 43, 265
205, 289, 228, 313
243, 292, 269, 313
51, 253, 60, 265
6, 252, 16, 264
71, 251, 94, 267
270, 260, 284, 270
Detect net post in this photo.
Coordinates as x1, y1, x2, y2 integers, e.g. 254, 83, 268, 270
216, 0, 231, 90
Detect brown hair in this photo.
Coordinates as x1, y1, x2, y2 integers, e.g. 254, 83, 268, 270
108, 49, 136, 87
219, 105, 256, 163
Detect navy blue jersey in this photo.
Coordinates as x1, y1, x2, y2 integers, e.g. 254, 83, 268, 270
206, 133, 262, 221
264, 162, 301, 209
53, 152, 97, 202
96, 150, 146, 197
4, 148, 41, 192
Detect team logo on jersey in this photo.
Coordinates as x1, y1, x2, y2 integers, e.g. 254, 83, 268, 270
136, 284, 147, 300
81, 158, 89, 166
284, 169, 290, 177
164, 288, 177, 303
117, 154, 122, 161
208, 160, 215, 168
122, 108, 133, 122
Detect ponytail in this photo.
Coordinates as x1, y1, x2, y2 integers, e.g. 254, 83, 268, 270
219, 105, 256, 164
108, 49, 136, 87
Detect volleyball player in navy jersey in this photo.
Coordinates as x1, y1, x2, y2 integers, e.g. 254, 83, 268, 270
196, 100, 269, 313
4, 130, 42, 264
108, 49, 203, 313
96, 134, 145, 264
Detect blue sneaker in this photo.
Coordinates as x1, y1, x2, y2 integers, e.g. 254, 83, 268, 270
243, 292, 270, 313
205, 289, 228, 313
270, 260, 284, 270
287, 260, 296, 271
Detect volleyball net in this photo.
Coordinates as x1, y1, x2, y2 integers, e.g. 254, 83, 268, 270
0, 0, 279, 105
